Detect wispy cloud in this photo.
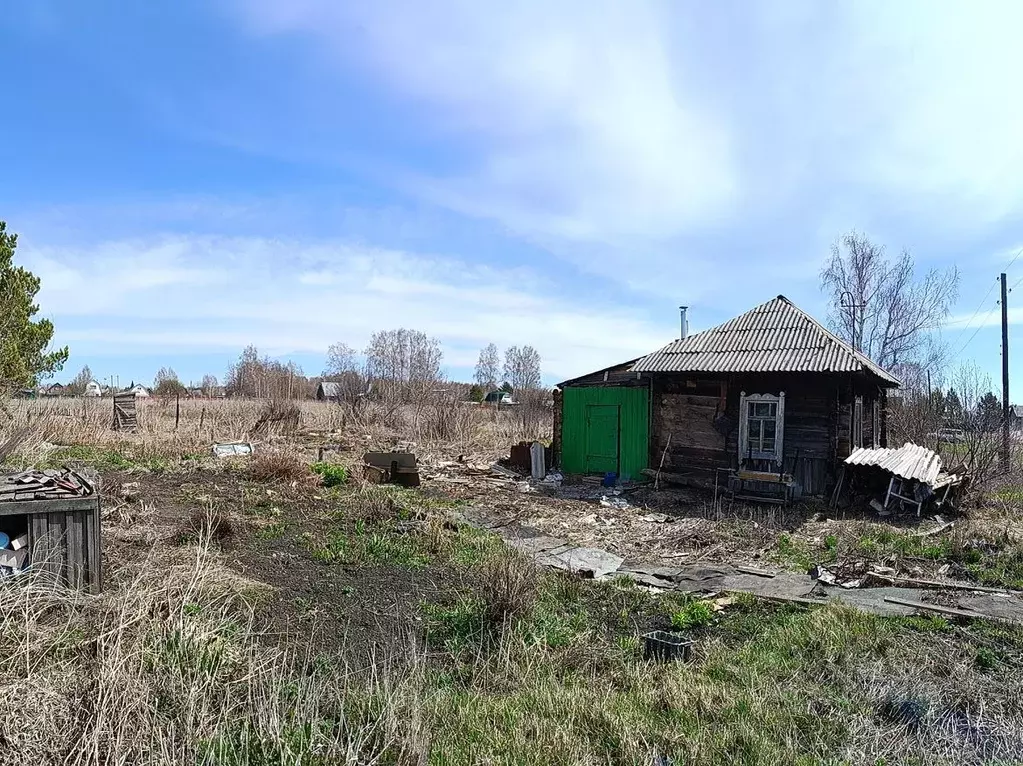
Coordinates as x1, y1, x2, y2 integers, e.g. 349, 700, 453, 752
20, 234, 673, 380
229, 0, 738, 246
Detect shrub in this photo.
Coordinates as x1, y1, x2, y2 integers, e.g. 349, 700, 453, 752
670, 600, 714, 631
247, 451, 308, 483
478, 550, 539, 628
311, 461, 348, 488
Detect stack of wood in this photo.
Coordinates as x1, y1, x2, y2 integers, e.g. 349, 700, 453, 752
0, 469, 94, 502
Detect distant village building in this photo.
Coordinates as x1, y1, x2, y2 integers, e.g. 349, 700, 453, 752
316, 381, 341, 401
41, 383, 64, 397
127, 384, 150, 398
83, 381, 103, 398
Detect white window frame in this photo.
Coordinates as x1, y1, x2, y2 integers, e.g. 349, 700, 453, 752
853, 395, 864, 449
738, 391, 785, 464
872, 400, 881, 448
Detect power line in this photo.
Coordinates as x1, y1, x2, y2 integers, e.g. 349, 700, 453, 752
1007, 246, 1023, 272
949, 277, 998, 350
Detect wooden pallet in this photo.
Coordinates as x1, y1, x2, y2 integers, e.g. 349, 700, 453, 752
112, 393, 138, 431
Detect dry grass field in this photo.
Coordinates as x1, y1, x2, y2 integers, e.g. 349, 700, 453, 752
0, 396, 1022, 765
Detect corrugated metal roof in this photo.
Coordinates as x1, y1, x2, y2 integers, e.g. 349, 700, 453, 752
631, 296, 900, 384
845, 443, 943, 484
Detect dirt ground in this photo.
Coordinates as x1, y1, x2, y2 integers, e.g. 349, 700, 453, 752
97, 465, 460, 664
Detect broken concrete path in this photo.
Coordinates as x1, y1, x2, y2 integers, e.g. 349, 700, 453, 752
460, 507, 1023, 623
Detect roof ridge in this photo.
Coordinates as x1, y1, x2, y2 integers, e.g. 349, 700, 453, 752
630, 294, 900, 384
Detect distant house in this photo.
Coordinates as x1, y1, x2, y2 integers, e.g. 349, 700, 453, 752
554, 295, 900, 497
484, 390, 516, 406
316, 381, 341, 401
84, 381, 103, 398
1011, 405, 1023, 431
41, 383, 64, 397
127, 384, 150, 398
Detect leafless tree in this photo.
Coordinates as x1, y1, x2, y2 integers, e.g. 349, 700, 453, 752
947, 361, 1004, 490
322, 341, 370, 424
365, 329, 442, 401
66, 365, 93, 396
503, 346, 542, 393
153, 367, 186, 397
820, 232, 959, 373
225, 346, 306, 399
474, 343, 501, 390
200, 374, 218, 396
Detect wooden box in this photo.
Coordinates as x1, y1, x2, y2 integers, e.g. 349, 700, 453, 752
0, 496, 102, 592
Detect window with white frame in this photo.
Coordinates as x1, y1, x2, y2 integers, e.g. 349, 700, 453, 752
853, 396, 864, 449
738, 392, 785, 463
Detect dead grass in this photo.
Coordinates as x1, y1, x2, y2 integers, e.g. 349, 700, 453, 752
245, 449, 309, 484
478, 549, 540, 627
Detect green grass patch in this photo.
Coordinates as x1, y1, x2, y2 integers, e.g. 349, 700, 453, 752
669, 599, 715, 631
311, 461, 348, 487
772, 533, 813, 571
44, 444, 136, 471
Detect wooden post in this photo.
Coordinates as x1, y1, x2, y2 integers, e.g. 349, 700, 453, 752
198, 406, 206, 432
175, 393, 180, 431
1002, 272, 1011, 470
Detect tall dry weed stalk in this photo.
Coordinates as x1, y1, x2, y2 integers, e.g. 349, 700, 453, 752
0, 523, 428, 765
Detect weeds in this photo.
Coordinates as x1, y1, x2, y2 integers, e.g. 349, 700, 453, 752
311, 461, 348, 487
246, 450, 308, 483
670, 600, 715, 631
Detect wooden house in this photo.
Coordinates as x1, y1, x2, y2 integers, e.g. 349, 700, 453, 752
554, 296, 900, 497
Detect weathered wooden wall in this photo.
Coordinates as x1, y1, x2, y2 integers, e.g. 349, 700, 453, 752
651, 373, 889, 495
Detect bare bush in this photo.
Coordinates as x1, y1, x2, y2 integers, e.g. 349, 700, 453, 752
246, 449, 308, 484
478, 550, 538, 627
250, 400, 301, 437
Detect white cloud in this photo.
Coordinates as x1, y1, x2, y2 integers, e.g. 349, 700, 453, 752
20, 234, 671, 380
229, 0, 737, 246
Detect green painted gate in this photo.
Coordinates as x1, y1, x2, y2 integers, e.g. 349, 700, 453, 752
561, 387, 649, 479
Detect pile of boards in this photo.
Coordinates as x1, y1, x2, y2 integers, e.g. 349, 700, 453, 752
0, 469, 94, 502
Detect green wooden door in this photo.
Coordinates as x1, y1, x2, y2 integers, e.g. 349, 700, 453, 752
585, 404, 620, 473
561, 386, 648, 478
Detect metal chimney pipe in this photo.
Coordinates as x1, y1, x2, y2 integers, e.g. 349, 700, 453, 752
679, 306, 688, 340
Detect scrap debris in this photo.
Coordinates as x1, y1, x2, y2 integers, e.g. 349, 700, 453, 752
213, 442, 253, 457
0, 531, 28, 576
840, 443, 968, 515
363, 452, 421, 487
0, 468, 93, 501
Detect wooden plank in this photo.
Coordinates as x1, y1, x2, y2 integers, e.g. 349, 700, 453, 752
882, 596, 1013, 623
736, 470, 794, 484
67, 510, 84, 589
30, 513, 57, 583
0, 498, 98, 517
87, 503, 102, 593
48, 512, 67, 586
736, 565, 779, 578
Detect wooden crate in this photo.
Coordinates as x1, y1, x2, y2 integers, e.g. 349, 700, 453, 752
0, 496, 102, 592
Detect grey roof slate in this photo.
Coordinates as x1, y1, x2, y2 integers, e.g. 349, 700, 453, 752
631, 295, 900, 385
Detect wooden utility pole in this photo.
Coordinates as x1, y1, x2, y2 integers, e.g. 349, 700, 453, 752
1001, 272, 1011, 469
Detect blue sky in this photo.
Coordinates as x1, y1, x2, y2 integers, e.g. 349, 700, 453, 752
2, 1, 1022, 391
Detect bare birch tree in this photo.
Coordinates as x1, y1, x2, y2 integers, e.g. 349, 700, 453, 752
474, 343, 501, 390
820, 232, 959, 372
503, 346, 542, 393
365, 329, 443, 401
